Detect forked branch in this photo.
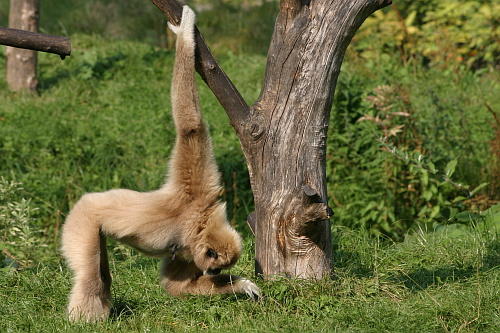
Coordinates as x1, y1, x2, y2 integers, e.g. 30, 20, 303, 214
150, 0, 249, 133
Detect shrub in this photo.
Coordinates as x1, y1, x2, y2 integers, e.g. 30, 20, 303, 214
0, 178, 42, 267
327, 63, 497, 239
353, 0, 500, 69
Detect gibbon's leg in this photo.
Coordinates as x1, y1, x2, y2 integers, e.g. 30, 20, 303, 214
61, 195, 112, 322
165, 6, 221, 199
160, 257, 261, 299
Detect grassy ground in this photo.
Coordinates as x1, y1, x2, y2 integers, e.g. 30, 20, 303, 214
1, 32, 499, 332
1, 221, 499, 332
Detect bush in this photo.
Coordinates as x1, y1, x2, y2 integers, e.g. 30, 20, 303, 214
327, 62, 498, 239
353, 0, 500, 70
0, 178, 42, 267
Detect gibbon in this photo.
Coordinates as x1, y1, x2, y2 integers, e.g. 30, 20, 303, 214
61, 6, 260, 323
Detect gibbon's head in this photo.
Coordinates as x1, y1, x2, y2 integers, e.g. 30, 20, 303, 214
193, 203, 242, 275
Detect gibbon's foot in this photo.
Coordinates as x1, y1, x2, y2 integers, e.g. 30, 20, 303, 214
67, 294, 111, 322
167, 5, 196, 36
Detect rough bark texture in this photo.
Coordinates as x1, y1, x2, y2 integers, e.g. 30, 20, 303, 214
244, 0, 391, 279
151, 0, 391, 279
6, 0, 39, 92
0, 27, 71, 58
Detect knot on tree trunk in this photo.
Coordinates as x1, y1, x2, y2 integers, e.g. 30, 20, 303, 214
302, 184, 334, 220
277, 195, 333, 256
245, 112, 266, 141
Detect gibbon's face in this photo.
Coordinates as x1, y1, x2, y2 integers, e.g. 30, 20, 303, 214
193, 205, 242, 274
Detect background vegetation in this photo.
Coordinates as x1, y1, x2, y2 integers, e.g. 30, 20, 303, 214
0, 0, 498, 331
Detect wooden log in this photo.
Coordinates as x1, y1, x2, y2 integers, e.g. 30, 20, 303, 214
0, 27, 71, 59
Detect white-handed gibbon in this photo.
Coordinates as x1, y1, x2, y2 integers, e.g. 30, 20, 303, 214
61, 6, 260, 322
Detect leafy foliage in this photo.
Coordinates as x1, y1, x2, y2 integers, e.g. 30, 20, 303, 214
328, 63, 497, 239
354, 0, 500, 69
0, 178, 42, 267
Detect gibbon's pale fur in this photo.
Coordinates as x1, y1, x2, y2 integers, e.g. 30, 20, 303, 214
61, 6, 260, 323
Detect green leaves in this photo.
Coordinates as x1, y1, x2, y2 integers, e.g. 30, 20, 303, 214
445, 159, 457, 178
0, 178, 42, 267
354, 0, 500, 70
327, 64, 495, 239
470, 182, 488, 196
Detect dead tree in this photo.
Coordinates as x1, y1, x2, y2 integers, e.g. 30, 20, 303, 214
152, 0, 391, 279
6, 0, 40, 91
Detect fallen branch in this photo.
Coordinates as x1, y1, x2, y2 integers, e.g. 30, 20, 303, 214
0, 27, 71, 59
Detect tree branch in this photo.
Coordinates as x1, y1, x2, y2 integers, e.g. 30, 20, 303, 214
150, 0, 250, 134
0, 27, 71, 59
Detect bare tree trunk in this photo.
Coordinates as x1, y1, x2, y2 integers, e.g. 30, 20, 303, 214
6, 0, 40, 92
151, 0, 391, 279
241, 0, 391, 279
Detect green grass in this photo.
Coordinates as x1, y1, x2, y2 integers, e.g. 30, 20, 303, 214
1, 220, 499, 332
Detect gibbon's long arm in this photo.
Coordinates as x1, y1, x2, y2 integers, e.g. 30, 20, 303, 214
160, 257, 262, 299
166, 7, 222, 200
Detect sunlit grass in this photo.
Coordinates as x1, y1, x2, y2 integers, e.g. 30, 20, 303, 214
1, 221, 498, 332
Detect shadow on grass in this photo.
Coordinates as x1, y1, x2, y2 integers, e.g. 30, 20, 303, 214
392, 266, 477, 291
39, 69, 72, 92
110, 299, 139, 321
332, 249, 373, 278
332, 236, 499, 291
390, 240, 500, 291
484, 239, 500, 269
39, 52, 127, 92
217, 152, 253, 237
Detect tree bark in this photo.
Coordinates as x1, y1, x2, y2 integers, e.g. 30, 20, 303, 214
242, 0, 391, 278
0, 27, 71, 59
6, 0, 40, 92
151, 0, 391, 279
